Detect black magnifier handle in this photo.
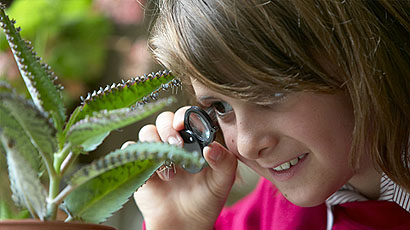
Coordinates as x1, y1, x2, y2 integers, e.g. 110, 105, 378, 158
179, 106, 218, 174
179, 129, 205, 173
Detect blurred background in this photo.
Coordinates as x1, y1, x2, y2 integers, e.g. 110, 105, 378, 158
0, 0, 259, 229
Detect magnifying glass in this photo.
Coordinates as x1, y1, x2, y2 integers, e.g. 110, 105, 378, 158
179, 106, 218, 173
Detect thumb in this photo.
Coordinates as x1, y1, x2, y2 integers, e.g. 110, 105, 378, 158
203, 142, 238, 197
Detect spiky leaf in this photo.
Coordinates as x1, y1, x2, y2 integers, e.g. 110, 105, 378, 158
64, 160, 162, 223
67, 97, 176, 152
64, 142, 205, 223
70, 70, 179, 125
0, 93, 57, 157
69, 142, 204, 187
0, 93, 57, 172
0, 135, 47, 220
76, 132, 110, 152
0, 6, 66, 130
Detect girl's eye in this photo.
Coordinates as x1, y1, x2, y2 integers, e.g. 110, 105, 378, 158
273, 92, 286, 100
211, 101, 233, 117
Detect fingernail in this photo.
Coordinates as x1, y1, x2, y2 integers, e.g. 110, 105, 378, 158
168, 136, 182, 146
121, 141, 136, 150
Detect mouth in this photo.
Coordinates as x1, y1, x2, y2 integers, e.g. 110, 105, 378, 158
271, 153, 308, 172
268, 153, 308, 182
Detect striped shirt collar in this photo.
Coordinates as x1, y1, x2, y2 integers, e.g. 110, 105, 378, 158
325, 173, 410, 230
326, 173, 410, 212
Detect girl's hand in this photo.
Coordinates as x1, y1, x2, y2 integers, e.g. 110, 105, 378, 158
130, 106, 238, 230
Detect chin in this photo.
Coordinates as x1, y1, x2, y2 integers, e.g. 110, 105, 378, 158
291, 198, 325, 207
282, 190, 330, 207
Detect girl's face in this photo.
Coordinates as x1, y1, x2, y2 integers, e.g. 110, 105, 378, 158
192, 80, 357, 207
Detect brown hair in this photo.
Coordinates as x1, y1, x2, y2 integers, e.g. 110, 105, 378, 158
149, 0, 410, 191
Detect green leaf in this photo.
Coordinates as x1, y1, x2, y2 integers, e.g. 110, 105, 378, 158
0, 151, 30, 221
63, 142, 205, 223
0, 93, 56, 173
70, 70, 179, 125
78, 132, 110, 152
0, 6, 66, 131
0, 135, 47, 220
0, 200, 30, 220
0, 93, 57, 157
67, 97, 176, 152
0, 200, 13, 220
64, 160, 162, 223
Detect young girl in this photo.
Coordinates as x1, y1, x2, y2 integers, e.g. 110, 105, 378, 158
132, 1, 410, 229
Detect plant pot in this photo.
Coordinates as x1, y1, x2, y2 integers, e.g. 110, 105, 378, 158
0, 219, 116, 230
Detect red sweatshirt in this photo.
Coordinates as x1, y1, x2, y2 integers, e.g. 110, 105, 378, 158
214, 178, 410, 230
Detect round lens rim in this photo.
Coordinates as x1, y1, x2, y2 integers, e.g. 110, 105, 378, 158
184, 106, 218, 147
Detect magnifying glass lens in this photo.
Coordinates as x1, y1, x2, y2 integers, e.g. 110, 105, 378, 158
180, 106, 218, 173
188, 112, 210, 141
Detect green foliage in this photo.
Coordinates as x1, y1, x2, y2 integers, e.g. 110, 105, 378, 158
67, 97, 176, 151
73, 71, 177, 124
0, 0, 112, 82
0, 200, 30, 220
0, 93, 51, 173
0, 145, 31, 221
0, 93, 57, 156
0, 5, 66, 132
0, 4, 204, 224
1, 135, 47, 220
64, 142, 204, 223
64, 159, 163, 223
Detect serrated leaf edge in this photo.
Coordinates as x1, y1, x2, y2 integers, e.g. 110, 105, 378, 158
0, 135, 47, 220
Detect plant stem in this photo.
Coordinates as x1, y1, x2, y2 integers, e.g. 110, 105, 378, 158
40, 149, 57, 179
62, 107, 81, 138
46, 143, 71, 220
60, 152, 78, 175
51, 184, 74, 206
46, 174, 61, 220
53, 143, 72, 174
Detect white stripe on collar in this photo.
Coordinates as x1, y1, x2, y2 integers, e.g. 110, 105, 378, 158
379, 173, 410, 212
326, 173, 410, 212
325, 173, 410, 230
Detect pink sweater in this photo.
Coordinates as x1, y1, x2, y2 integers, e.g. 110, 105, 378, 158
142, 178, 410, 229
214, 178, 410, 230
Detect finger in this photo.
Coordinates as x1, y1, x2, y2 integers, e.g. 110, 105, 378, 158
173, 106, 191, 130
138, 124, 160, 142
203, 142, 238, 198
155, 112, 183, 146
138, 124, 177, 181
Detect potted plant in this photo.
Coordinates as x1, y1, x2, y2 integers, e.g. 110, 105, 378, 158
0, 4, 204, 230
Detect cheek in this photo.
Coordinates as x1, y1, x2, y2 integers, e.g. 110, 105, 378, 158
284, 93, 354, 152
225, 137, 236, 152
221, 128, 239, 155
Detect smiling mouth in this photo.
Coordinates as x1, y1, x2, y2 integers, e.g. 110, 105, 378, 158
272, 153, 307, 172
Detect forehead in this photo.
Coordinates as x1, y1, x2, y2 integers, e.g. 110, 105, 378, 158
190, 79, 219, 97
189, 77, 280, 106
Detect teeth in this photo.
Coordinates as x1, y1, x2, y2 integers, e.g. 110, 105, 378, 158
280, 162, 290, 170
290, 158, 299, 166
273, 154, 306, 172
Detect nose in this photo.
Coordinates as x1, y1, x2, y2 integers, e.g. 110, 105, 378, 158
235, 111, 278, 160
